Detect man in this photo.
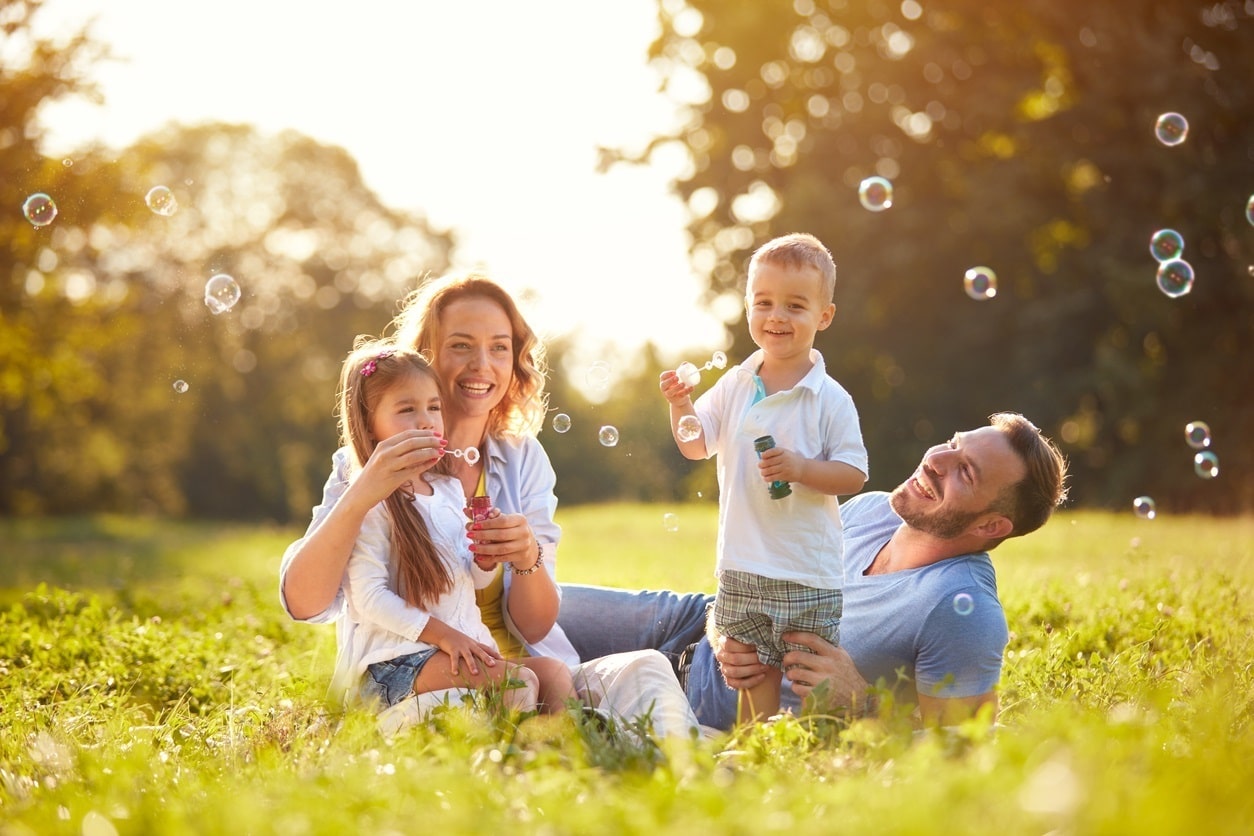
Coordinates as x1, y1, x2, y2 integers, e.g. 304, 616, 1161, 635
557, 412, 1069, 729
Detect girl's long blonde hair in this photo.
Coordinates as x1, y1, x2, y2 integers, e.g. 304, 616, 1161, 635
336, 338, 452, 609
391, 271, 547, 438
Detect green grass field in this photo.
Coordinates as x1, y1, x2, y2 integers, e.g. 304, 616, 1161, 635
2, 506, 1253, 835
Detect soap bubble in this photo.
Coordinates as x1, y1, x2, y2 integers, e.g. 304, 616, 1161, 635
1149, 229, 1184, 262
1184, 421, 1211, 450
1155, 259, 1194, 298
858, 176, 893, 212
145, 185, 178, 216
173, 379, 189, 394
677, 414, 703, 443
710, 351, 728, 369
663, 513, 680, 532
22, 193, 57, 227
552, 413, 572, 433
1133, 496, 1156, 520
204, 274, 241, 314
1154, 112, 1188, 146
952, 593, 975, 616
963, 266, 998, 300
586, 361, 611, 392
1247, 195, 1253, 226
598, 425, 620, 447
1193, 451, 1219, 480
676, 362, 701, 388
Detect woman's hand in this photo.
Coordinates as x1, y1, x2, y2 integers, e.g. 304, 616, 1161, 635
466, 510, 540, 572
355, 429, 445, 504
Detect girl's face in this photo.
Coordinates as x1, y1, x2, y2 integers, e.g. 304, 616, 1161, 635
368, 371, 444, 444
433, 296, 515, 423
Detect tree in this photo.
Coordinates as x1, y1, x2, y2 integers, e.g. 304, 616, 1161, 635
1, 0, 454, 517
628, 0, 1253, 511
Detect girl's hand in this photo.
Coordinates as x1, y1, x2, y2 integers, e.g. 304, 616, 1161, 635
658, 370, 694, 406
436, 630, 501, 677
355, 429, 446, 503
466, 511, 540, 572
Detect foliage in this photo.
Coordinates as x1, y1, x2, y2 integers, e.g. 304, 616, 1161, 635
0, 0, 454, 519
633, 0, 1254, 512
1, 509, 1253, 834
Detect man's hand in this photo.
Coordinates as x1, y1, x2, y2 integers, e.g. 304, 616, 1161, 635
780, 631, 871, 713
713, 634, 770, 690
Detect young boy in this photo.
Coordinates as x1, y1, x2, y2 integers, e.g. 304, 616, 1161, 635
659, 232, 868, 723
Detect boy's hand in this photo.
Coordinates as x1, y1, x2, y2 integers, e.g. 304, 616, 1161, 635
659, 370, 694, 406
757, 445, 806, 484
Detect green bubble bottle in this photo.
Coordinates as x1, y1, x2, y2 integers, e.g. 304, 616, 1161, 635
753, 435, 792, 499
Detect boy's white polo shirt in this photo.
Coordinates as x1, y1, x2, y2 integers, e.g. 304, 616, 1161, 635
694, 348, 868, 589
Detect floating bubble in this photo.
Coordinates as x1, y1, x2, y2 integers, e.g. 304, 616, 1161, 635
1184, 421, 1211, 450
598, 425, 620, 447
204, 274, 241, 314
586, 361, 611, 392
552, 413, 572, 434
858, 176, 893, 212
22, 193, 57, 227
963, 266, 998, 300
145, 185, 178, 216
1149, 229, 1184, 263
1155, 259, 1194, 298
449, 446, 481, 465
173, 379, 189, 394
62, 158, 73, 167
662, 513, 679, 532
1154, 112, 1188, 146
1247, 195, 1254, 227
677, 414, 703, 443
952, 593, 975, 617
676, 350, 731, 388
1193, 451, 1219, 480
1133, 496, 1156, 520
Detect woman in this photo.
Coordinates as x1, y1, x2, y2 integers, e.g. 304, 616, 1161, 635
281, 272, 698, 736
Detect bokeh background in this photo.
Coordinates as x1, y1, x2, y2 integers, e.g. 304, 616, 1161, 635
2, 0, 1251, 521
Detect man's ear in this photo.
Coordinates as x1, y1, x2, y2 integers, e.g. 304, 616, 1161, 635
971, 513, 1013, 542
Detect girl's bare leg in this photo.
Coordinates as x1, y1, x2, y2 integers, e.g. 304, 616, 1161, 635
516, 656, 577, 714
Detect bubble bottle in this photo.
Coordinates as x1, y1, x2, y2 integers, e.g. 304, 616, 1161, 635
753, 435, 792, 499
466, 495, 494, 569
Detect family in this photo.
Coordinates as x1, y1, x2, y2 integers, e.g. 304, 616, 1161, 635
279, 232, 1069, 739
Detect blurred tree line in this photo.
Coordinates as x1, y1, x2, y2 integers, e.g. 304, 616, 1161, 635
624, 0, 1253, 513
1, 0, 1250, 522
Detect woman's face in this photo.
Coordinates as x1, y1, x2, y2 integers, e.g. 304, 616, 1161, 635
433, 296, 515, 424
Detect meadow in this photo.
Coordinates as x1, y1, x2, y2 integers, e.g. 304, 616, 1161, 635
2, 505, 1253, 835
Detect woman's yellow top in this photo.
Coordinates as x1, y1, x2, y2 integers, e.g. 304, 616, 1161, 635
470, 469, 528, 658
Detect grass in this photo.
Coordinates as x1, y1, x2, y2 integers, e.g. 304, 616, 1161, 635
1, 507, 1253, 834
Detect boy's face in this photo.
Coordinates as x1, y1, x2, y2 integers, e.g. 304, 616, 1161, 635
745, 262, 835, 362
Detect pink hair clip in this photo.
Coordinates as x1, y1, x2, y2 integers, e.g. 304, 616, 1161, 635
360, 349, 395, 377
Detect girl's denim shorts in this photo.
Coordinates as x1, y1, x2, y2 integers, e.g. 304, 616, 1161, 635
362, 648, 439, 707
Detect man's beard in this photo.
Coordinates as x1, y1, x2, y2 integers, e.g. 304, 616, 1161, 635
889, 484, 982, 540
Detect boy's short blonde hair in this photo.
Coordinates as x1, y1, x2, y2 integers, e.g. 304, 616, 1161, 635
748, 232, 837, 302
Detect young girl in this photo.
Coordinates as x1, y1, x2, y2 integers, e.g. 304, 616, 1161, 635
331, 338, 576, 715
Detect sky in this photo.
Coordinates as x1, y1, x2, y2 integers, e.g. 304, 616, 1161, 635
32, 0, 731, 371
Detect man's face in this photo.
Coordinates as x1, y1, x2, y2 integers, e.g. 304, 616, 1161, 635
890, 426, 1027, 539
